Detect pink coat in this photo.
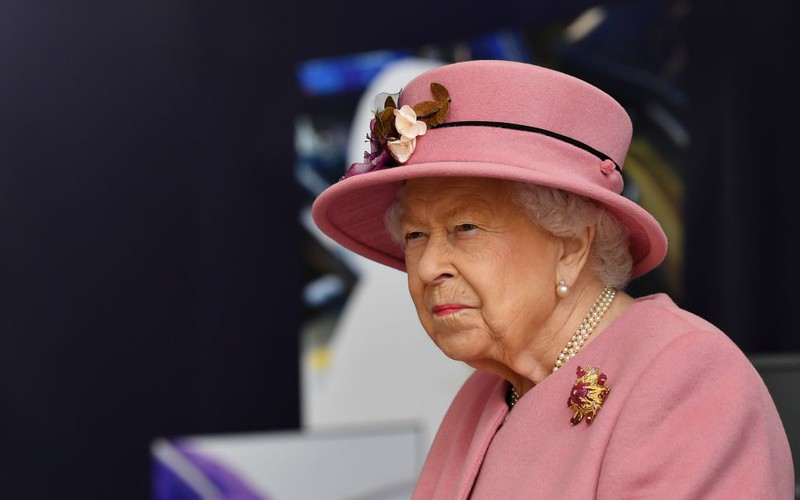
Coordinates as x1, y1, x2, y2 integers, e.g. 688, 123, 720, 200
413, 294, 794, 499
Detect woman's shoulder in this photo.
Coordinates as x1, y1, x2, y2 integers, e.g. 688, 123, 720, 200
602, 292, 762, 390
597, 294, 794, 498
613, 292, 743, 359
627, 292, 723, 334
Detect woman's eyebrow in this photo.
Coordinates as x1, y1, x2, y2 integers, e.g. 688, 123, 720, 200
401, 203, 492, 225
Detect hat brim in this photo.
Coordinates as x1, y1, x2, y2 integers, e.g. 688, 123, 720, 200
312, 157, 668, 280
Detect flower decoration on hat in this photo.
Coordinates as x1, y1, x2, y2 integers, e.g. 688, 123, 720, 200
343, 82, 451, 179
567, 365, 610, 425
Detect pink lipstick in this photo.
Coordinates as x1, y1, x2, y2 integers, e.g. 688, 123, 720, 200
432, 304, 469, 316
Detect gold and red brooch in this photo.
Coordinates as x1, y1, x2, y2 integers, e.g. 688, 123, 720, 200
568, 365, 610, 425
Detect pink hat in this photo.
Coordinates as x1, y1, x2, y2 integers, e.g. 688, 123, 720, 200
311, 59, 667, 279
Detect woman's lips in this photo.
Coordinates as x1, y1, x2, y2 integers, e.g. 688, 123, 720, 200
432, 304, 471, 316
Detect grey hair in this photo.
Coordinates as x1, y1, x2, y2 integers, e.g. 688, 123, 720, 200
384, 181, 633, 288
509, 182, 632, 289
384, 187, 407, 247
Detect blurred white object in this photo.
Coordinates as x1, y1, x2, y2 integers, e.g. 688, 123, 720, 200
152, 423, 421, 500
302, 57, 473, 452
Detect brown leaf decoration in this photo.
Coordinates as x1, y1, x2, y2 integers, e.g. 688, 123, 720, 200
426, 82, 451, 126
372, 107, 395, 139
370, 118, 383, 139
432, 99, 449, 126
414, 101, 442, 128
370, 114, 383, 138
375, 107, 397, 139
412, 100, 441, 119
379, 106, 394, 123
369, 82, 451, 141
417, 115, 438, 129
430, 82, 449, 102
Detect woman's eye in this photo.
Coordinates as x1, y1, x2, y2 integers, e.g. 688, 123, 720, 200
405, 231, 425, 241
457, 223, 479, 232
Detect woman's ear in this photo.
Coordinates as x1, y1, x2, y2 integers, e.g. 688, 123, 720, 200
557, 225, 595, 284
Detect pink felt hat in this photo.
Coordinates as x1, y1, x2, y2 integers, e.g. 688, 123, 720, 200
311, 59, 667, 279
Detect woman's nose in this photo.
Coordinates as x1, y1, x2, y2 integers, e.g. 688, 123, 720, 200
415, 233, 456, 284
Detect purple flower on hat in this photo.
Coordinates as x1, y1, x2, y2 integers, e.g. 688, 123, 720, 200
343, 148, 391, 177
342, 82, 450, 180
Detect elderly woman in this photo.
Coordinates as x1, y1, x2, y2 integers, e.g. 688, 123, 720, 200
311, 60, 793, 498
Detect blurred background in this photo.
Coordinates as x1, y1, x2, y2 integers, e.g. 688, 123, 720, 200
1, 0, 798, 498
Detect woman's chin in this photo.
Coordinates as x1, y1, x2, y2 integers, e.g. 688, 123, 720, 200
431, 333, 487, 364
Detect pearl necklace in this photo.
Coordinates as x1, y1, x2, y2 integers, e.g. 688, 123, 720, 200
553, 286, 616, 372
506, 286, 616, 408
507, 383, 521, 408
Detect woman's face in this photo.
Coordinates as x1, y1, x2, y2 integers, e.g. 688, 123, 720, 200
401, 177, 563, 369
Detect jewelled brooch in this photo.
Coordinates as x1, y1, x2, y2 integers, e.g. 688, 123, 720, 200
568, 365, 610, 425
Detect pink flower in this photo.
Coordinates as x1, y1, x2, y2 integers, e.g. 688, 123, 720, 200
339, 82, 450, 180
394, 105, 427, 140
386, 136, 417, 163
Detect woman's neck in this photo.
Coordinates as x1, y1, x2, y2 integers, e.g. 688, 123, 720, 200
501, 285, 634, 396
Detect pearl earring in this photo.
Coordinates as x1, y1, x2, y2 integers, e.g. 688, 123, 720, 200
556, 280, 569, 297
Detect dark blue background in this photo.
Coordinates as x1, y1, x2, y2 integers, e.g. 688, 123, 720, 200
1, 1, 796, 498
